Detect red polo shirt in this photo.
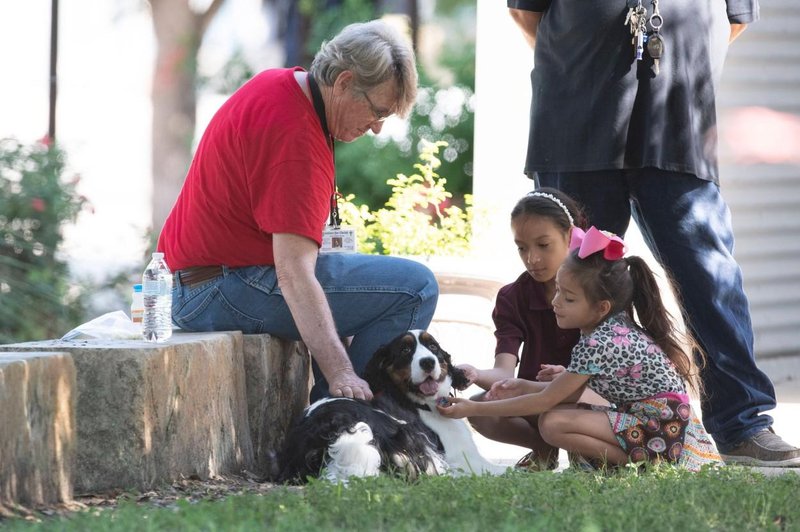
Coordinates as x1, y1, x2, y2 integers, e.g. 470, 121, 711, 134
493, 272, 580, 380
157, 68, 334, 271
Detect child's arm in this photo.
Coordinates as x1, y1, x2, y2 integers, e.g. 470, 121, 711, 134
437, 372, 590, 419
485, 377, 548, 400
459, 353, 517, 390
536, 364, 566, 382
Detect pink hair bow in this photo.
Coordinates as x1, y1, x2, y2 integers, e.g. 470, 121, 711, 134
569, 226, 627, 260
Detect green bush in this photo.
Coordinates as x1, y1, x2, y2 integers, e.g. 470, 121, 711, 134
0, 137, 88, 343
339, 140, 473, 258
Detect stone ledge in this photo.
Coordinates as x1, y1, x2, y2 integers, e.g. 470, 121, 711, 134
241, 334, 310, 478
2, 331, 309, 497
0, 352, 76, 507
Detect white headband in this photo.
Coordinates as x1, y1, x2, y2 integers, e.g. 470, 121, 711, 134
527, 191, 575, 227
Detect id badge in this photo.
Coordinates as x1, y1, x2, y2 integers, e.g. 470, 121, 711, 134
320, 226, 357, 254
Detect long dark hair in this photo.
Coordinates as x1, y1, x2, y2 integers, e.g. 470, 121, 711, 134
562, 251, 703, 390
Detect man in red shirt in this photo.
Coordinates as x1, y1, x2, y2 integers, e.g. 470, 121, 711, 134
158, 20, 438, 401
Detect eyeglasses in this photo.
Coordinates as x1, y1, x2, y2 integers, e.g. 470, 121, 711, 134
359, 90, 392, 123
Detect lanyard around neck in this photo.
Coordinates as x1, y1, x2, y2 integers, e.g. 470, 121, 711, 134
307, 73, 333, 148
306, 73, 341, 227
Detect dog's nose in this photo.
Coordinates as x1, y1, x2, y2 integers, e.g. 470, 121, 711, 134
419, 357, 436, 373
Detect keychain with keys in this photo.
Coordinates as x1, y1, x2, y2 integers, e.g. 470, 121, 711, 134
646, 0, 665, 75
624, 0, 648, 61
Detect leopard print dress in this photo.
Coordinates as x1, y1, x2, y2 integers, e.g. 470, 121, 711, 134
568, 312, 720, 470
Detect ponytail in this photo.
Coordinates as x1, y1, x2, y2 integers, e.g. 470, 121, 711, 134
625, 257, 703, 392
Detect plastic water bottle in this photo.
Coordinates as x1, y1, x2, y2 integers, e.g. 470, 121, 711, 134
142, 252, 173, 342
130, 283, 144, 326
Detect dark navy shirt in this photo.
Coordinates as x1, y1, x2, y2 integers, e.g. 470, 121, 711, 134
492, 272, 580, 381
508, 0, 760, 184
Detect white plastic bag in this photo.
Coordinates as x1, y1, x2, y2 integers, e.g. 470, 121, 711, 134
61, 310, 142, 341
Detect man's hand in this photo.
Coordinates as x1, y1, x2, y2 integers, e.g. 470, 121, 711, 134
274, 233, 370, 399
730, 23, 747, 43
329, 369, 373, 401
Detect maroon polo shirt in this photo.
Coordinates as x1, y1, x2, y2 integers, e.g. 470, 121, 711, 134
492, 272, 580, 381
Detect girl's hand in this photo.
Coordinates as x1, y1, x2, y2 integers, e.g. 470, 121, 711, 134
436, 397, 473, 419
456, 364, 479, 386
536, 364, 566, 382
486, 378, 527, 400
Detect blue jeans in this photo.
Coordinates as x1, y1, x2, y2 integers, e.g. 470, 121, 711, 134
538, 168, 777, 450
171, 254, 439, 401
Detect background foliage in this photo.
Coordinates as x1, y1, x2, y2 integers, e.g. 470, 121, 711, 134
0, 138, 88, 343
325, 3, 476, 211
339, 141, 473, 257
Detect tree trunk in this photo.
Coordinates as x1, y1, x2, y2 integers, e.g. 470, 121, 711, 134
149, 0, 224, 234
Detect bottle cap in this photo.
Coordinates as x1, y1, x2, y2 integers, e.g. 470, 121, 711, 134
133, 284, 142, 292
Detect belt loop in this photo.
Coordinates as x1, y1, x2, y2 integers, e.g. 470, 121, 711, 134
173, 270, 183, 299
222, 265, 229, 277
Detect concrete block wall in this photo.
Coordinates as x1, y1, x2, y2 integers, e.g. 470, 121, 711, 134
0, 331, 309, 507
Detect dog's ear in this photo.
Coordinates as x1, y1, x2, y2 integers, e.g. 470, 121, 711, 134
442, 348, 471, 391
363, 343, 392, 393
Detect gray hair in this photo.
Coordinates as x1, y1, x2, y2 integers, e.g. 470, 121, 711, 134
309, 19, 418, 118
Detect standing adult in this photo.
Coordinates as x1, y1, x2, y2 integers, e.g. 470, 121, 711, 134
157, 20, 438, 402
507, 1, 800, 465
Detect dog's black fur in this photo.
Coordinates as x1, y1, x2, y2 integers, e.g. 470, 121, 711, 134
278, 330, 473, 483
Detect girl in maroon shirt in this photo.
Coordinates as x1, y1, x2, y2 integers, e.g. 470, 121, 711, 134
458, 188, 591, 470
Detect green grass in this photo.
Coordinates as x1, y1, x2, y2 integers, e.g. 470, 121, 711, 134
5, 467, 800, 531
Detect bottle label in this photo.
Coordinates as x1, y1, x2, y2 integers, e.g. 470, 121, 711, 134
142, 279, 171, 296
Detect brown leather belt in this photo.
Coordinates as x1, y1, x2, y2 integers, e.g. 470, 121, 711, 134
174, 265, 224, 288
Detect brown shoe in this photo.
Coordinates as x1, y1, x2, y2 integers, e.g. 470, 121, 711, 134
515, 451, 558, 472
720, 428, 800, 467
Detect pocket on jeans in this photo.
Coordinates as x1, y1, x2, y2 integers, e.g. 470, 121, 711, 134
233, 265, 280, 294
173, 285, 264, 333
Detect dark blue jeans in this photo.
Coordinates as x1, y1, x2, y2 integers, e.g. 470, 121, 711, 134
170, 254, 439, 402
538, 168, 777, 450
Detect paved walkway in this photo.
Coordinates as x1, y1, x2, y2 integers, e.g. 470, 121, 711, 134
428, 293, 800, 475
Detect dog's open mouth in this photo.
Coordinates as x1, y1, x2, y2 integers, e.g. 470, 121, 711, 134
417, 377, 440, 397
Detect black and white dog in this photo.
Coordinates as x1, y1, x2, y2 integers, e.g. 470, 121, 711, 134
278, 330, 507, 483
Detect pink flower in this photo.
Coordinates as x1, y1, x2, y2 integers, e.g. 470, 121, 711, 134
30, 197, 46, 212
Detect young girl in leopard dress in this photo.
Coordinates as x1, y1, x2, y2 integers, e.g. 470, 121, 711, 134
439, 226, 720, 470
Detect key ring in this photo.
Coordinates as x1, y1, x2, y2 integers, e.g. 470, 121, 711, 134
650, 13, 663, 30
